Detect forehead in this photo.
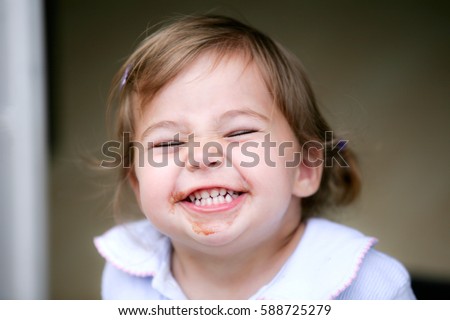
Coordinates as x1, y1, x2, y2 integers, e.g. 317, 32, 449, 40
133, 52, 274, 119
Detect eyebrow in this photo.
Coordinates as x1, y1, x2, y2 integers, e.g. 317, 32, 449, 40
219, 107, 270, 122
140, 121, 184, 140
140, 107, 270, 140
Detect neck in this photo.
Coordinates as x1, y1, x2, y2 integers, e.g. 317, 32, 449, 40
171, 218, 304, 299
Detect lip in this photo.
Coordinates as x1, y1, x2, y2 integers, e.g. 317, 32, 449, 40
179, 192, 246, 214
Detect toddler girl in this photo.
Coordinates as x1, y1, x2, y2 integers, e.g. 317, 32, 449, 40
95, 14, 415, 299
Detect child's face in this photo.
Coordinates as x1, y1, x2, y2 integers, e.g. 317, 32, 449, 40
130, 53, 321, 254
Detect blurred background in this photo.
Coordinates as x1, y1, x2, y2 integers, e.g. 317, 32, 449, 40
1, 0, 449, 299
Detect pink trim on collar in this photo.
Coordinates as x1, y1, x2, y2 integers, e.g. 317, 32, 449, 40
328, 237, 378, 299
94, 237, 156, 278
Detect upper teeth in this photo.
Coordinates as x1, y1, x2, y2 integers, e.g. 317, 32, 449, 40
188, 188, 239, 206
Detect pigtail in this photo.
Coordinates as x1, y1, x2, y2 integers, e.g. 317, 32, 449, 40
302, 143, 362, 219
328, 146, 361, 206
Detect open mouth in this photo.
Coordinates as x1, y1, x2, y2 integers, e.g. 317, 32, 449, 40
184, 188, 243, 207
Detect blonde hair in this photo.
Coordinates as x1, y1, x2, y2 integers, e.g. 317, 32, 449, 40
108, 14, 361, 220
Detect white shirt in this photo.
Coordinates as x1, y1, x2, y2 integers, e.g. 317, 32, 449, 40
94, 218, 416, 299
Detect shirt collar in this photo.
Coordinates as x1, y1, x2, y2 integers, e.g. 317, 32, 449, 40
252, 218, 377, 299
94, 220, 187, 299
94, 218, 376, 300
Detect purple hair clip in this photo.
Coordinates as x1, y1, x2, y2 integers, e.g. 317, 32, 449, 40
120, 64, 131, 90
336, 140, 347, 150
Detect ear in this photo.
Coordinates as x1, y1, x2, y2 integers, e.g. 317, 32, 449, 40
128, 169, 142, 209
291, 158, 323, 198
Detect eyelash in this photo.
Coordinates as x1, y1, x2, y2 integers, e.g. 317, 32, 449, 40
226, 129, 258, 137
152, 141, 184, 148
151, 129, 258, 148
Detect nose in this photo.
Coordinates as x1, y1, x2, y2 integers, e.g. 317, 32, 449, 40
186, 139, 224, 171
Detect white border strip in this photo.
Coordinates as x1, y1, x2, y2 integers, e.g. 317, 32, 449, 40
0, 300, 448, 320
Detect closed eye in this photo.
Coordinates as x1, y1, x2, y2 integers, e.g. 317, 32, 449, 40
152, 141, 184, 148
226, 129, 258, 138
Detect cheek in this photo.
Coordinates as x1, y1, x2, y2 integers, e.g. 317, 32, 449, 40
230, 141, 297, 195
134, 164, 175, 211
134, 165, 181, 236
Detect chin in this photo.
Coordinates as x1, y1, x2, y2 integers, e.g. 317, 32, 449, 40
188, 224, 242, 248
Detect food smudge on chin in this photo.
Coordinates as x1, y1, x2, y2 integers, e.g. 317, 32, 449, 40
192, 222, 216, 236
